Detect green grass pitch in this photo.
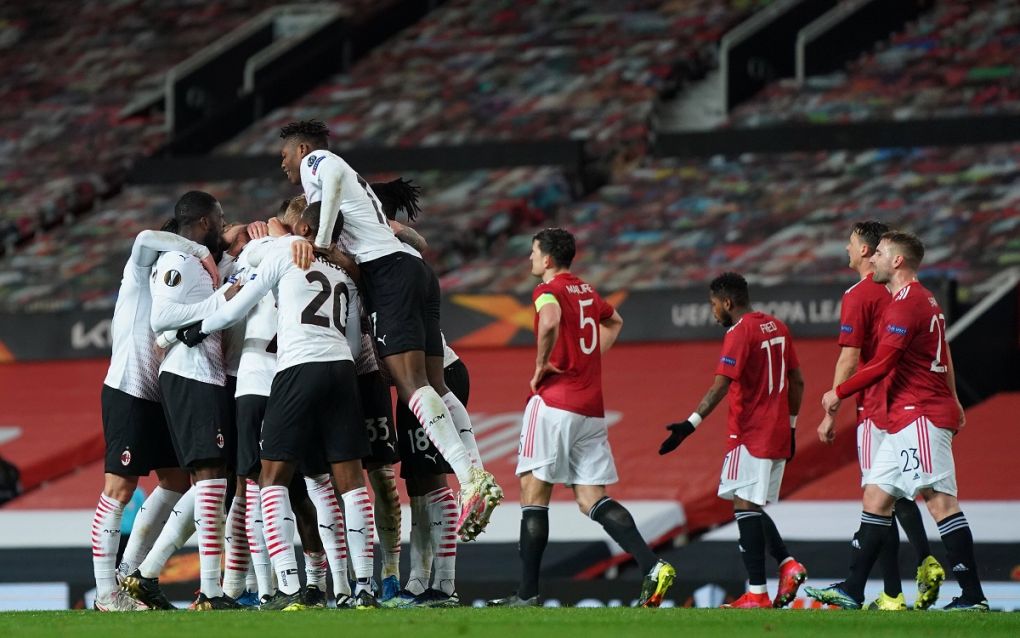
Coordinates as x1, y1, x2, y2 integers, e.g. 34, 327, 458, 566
2, 608, 1019, 638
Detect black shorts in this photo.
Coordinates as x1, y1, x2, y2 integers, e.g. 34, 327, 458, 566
398, 358, 471, 479
158, 373, 233, 469
262, 361, 368, 468
359, 371, 398, 465
102, 385, 178, 476
359, 252, 442, 358
235, 394, 267, 477
224, 375, 238, 470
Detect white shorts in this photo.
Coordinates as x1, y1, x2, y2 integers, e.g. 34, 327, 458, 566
516, 395, 618, 486
856, 418, 888, 487
869, 417, 957, 500
717, 445, 785, 507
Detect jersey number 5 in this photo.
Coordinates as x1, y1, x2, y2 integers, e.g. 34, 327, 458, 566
301, 271, 348, 334
578, 298, 597, 355
760, 336, 787, 395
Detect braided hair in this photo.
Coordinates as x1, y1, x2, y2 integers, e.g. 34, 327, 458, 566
370, 178, 423, 222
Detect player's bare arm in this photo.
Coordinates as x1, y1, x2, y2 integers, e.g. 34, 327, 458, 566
660, 375, 731, 455
389, 219, 428, 253
822, 343, 904, 414
945, 343, 966, 429
316, 246, 360, 282
531, 301, 563, 393
788, 367, 805, 458
818, 346, 860, 443
599, 309, 623, 354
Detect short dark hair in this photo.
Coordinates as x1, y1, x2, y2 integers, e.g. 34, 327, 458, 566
851, 220, 889, 253
280, 119, 329, 150
371, 178, 423, 222
709, 272, 751, 307
881, 230, 925, 269
301, 201, 343, 245
161, 190, 218, 233
533, 228, 575, 268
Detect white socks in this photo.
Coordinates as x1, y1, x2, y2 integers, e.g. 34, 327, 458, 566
406, 495, 433, 596
118, 486, 183, 577
92, 494, 125, 601
261, 485, 300, 595
368, 466, 402, 580
245, 479, 274, 598
409, 386, 472, 484
139, 487, 196, 579
195, 478, 227, 598
341, 486, 376, 592
304, 474, 351, 597
441, 391, 482, 468
222, 496, 249, 598
304, 551, 328, 592
427, 487, 458, 595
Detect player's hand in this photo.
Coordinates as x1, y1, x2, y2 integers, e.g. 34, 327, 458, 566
788, 428, 797, 461
177, 322, 209, 348
267, 217, 289, 238
199, 254, 221, 288
659, 421, 695, 455
956, 399, 966, 429
530, 361, 563, 393
817, 413, 836, 444
247, 221, 270, 240
821, 390, 841, 415
292, 239, 314, 270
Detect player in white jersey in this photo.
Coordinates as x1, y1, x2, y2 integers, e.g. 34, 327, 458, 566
279, 121, 501, 539
91, 229, 217, 611
179, 201, 377, 610
120, 191, 240, 611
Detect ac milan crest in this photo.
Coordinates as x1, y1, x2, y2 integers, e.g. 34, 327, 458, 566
120, 449, 131, 466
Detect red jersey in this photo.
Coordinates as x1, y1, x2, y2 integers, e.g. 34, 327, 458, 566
531, 273, 614, 417
715, 311, 800, 460
838, 274, 891, 426
877, 282, 960, 433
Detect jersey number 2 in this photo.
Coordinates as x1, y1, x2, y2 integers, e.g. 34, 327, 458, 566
301, 271, 348, 334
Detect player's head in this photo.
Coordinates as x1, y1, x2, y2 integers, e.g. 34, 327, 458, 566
290, 201, 344, 246
221, 222, 250, 258
530, 228, 575, 277
371, 178, 422, 222
871, 231, 925, 283
709, 272, 750, 328
279, 120, 329, 185
847, 220, 889, 269
163, 190, 224, 253
280, 194, 307, 229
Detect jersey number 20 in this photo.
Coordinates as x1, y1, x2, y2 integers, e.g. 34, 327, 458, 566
301, 271, 348, 334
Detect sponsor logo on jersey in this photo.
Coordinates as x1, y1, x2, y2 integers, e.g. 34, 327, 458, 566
164, 270, 182, 287
721, 356, 736, 366
840, 324, 854, 334
120, 449, 131, 466
886, 324, 908, 336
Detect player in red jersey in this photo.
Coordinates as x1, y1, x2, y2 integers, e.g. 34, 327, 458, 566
660, 272, 806, 609
807, 231, 988, 611
817, 221, 944, 611
488, 228, 675, 608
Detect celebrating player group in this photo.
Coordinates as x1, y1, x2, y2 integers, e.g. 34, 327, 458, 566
90, 120, 987, 613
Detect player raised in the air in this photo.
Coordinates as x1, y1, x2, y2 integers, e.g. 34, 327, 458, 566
817, 221, 944, 611
489, 228, 675, 608
278, 120, 501, 539
660, 272, 807, 609
807, 231, 988, 611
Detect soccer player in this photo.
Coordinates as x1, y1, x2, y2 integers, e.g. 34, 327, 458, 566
808, 232, 988, 611
489, 228, 675, 608
278, 121, 501, 538
178, 201, 376, 610
816, 221, 944, 611
91, 229, 218, 611
660, 272, 807, 609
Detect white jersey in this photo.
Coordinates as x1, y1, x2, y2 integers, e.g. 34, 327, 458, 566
218, 253, 244, 377
234, 238, 278, 397
442, 332, 459, 368
201, 236, 361, 373
150, 251, 226, 386
105, 231, 211, 401
300, 149, 403, 262
354, 319, 379, 375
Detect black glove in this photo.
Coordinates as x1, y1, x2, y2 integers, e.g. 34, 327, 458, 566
788, 429, 796, 461
659, 421, 696, 455
177, 322, 209, 348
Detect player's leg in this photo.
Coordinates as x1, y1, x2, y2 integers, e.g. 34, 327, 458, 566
426, 356, 481, 470
758, 511, 808, 608
122, 486, 196, 610
289, 474, 329, 607
222, 475, 251, 600
495, 471, 554, 606
92, 473, 140, 611
118, 467, 188, 579
894, 497, 944, 606
244, 477, 275, 601
332, 460, 377, 605
301, 469, 349, 603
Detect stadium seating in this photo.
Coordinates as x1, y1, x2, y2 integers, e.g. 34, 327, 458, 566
728, 0, 1020, 127
217, 0, 754, 156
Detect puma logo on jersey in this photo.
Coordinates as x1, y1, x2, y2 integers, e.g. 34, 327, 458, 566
385, 442, 396, 451
424, 452, 438, 464
376, 335, 387, 346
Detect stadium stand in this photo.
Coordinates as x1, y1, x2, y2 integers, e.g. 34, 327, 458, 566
727, 0, 1020, 127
